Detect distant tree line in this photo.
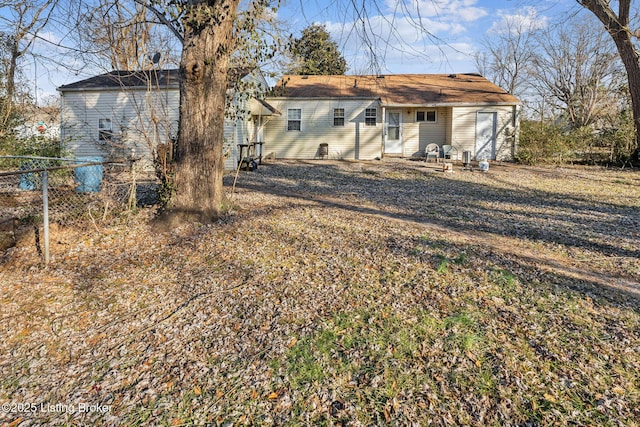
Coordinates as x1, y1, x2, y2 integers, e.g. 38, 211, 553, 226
477, 8, 637, 165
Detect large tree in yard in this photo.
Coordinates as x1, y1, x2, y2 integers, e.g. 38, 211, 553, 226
579, 0, 640, 161
137, 0, 252, 222
131, 0, 282, 223
171, 0, 240, 222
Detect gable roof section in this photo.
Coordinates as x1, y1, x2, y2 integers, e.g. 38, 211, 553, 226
272, 74, 520, 106
58, 69, 181, 92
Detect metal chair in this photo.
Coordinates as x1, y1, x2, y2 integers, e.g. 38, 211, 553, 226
442, 145, 458, 161
425, 143, 440, 162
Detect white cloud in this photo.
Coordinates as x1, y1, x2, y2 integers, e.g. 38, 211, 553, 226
398, 0, 488, 22
488, 6, 548, 35
457, 6, 487, 22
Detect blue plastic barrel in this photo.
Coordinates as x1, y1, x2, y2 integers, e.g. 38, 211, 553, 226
19, 161, 38, 190
74, 157, 103, 193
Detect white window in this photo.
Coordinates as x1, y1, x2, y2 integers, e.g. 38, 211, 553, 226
416, 110, 437, 123
287, 108, 302, 131
333, 108, 345, 126
365, 108, 377, 126
98, 118, 113, 142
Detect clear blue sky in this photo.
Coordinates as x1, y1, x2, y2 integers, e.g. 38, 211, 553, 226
7, 0, 580, 99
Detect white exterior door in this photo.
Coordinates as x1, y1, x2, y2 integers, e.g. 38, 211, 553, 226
476, 112, 497, 160
385, 110, 403, 154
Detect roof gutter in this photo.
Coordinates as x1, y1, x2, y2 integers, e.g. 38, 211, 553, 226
57, 85, 180, 93
381, 101, 521, 108
265, 96, 380, 102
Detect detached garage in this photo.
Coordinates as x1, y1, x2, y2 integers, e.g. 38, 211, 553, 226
58, 69, 276, 170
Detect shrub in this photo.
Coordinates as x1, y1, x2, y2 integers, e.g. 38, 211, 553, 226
518, 114, 638, 166
516, 120, 571, 164
596, 111, 636, 165
0, 135, 65, 158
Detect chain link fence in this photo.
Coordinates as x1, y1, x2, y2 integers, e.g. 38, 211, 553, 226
0, 156, 158, 263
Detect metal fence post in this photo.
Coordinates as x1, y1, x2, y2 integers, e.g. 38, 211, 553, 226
42, 169, 50, 264
1, 156, 142, 263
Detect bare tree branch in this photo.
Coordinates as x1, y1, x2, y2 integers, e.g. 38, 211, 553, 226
132, 0, 184, 44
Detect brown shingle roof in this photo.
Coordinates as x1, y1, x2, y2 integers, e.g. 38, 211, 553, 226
272, 74, 520, 105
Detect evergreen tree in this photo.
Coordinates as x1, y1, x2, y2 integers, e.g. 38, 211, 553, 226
287, 24, 347, 75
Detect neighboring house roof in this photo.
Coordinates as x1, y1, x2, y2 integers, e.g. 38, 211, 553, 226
57, 68, 281, 116
58, 69, 181, 92
271, 74, 520, 106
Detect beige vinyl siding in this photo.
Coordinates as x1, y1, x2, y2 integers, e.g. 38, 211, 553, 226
263, 99, 382, 160
401, 110, 418, 157
496, 105, 519, 161
445, 109, 453, 147
61, 88, 179, 169
450, 106, 516, 161
401, 108, 448, 157
450, 107, 477, 157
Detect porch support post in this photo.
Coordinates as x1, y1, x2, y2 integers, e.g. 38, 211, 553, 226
42, 170, 50, 265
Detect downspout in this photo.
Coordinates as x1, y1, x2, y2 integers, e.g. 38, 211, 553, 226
512, 104, 519, 160
381, 102, 386, 159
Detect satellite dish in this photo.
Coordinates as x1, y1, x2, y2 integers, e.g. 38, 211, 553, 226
152, 52, 161, 64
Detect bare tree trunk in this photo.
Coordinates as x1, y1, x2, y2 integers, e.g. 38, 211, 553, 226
616, 41, 640, 161
579, 0, 640, 161
1, 39, 19, 130
169, 0, 240, 222
2, 0, 57, 99
6, 43, 18, 103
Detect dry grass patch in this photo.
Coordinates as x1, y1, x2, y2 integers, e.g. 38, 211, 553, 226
0, 160, 639, 426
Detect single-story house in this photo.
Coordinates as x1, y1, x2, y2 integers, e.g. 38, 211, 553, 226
263, 74, 521, 161
57, 69, 277, 170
